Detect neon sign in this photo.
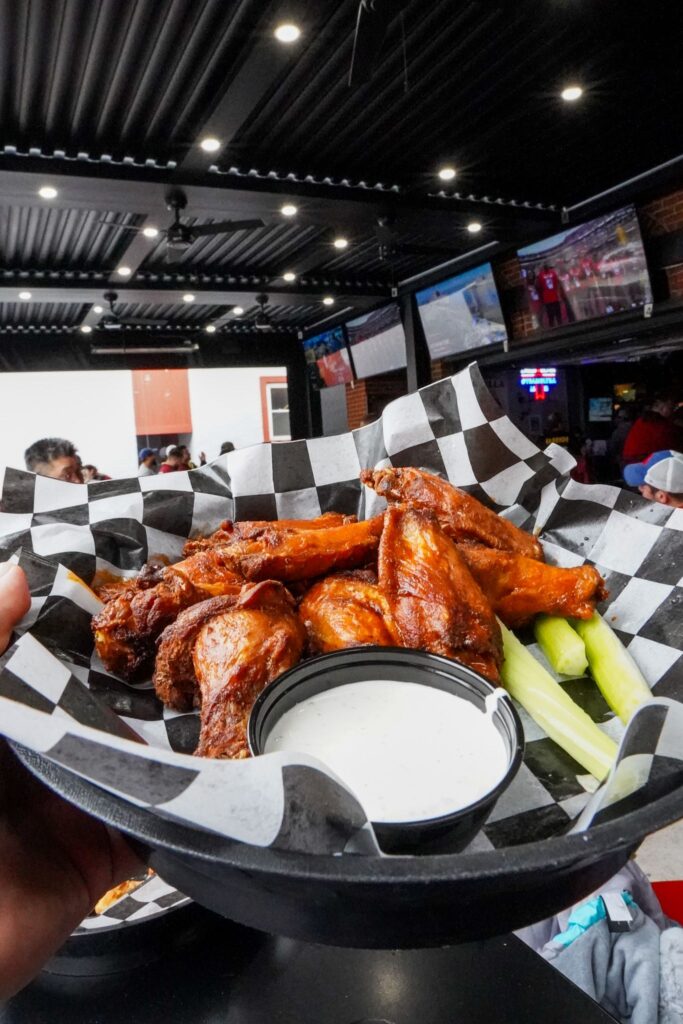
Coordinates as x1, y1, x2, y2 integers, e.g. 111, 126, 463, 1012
519, 367, 557, 402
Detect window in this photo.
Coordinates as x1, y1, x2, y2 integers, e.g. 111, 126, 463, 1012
261, 377, 291, 441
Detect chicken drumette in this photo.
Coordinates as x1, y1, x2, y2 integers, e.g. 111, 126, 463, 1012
361, 466, 543, 561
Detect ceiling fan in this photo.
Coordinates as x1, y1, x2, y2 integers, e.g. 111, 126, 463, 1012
253, 294, 274, 332
99, 291, 168, 329
99, 188, 266, 263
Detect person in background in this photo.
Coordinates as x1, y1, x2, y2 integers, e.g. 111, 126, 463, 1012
81, 464, 110, 482
536, 262, 563, 328
219, 441, 235, 455
137, 448, 158, 477
178, 445, 206, 470
607, 406, 635, 471
623, 450, 683, 509
23, 438, 83, 483
622, 393, 682, 465
157, 445, 183, 474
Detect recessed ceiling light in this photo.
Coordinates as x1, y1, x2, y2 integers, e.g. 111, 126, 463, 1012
561, 85, 583, 102
280, 203, 298, 217
38, 185, 58, 199
438, 166, 456, 182
143, 226, 160, 238
322, 296, 334, 306
333, 237, 349, 250
233, 306, 244, 316
93, 304, 104, 314
274, 23, 301, 43
18, 290, 32, 300
200, 136, 221, 153
80, 324, 93, 334
182, 293, 195, 302
283, 271, 297, 282
205, 324, 217, 333
116, 265, 132, 277
467, 221, 482, 234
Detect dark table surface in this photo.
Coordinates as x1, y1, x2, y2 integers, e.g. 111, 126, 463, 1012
1, 915, 616, 1024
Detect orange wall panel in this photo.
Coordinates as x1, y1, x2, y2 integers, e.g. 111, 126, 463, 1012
132, 369, 193, 435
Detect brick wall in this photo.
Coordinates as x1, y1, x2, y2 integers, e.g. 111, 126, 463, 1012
496, 254, 536, 342
640, 188, 683, 299
345, 379, 368, 429
345, 371, 408, 427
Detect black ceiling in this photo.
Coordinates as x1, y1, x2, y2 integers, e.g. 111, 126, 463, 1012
0, 0, 680, 338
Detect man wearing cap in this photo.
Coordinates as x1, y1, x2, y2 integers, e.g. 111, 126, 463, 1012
137, 448, 158, 477
158, 445, 183, 474
623, 451, 683, 509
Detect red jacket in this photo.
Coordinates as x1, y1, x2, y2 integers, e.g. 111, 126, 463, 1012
622, 415, 683, 465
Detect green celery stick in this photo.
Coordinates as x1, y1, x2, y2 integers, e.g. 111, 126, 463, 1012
500, 621, 617, 781
572, 613, 651, 724
534, 614, 588, 677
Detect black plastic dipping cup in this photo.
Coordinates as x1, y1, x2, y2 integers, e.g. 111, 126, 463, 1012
248, 647, 524, 855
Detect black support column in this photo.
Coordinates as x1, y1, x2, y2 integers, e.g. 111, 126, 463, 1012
400, 293, 431, 392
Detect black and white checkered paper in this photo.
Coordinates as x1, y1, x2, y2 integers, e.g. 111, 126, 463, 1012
1, 363, 682, 928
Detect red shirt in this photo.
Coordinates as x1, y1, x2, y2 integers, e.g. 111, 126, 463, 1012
581, 258, 596, 278
158, 463, 177, 473
622, 415, 683, 464
537, 269, 560, 303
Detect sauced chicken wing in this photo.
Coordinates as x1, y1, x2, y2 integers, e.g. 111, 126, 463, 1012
361, 466, 543, 561
92, 549, 243, 681
183, 512, 356, 556
459, 546, 608, 628
217, 516, 384, 582
153, 594, 240, 710
299, 570, 400, 654
378, 506, 502, 682
193, 581, 306, 758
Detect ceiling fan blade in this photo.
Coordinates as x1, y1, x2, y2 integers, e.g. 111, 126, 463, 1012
190, 219, 266, 238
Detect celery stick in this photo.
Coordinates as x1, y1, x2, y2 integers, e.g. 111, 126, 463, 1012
534, 614, 589, 677
500, 621, 617, 781
572, 613, 651, 725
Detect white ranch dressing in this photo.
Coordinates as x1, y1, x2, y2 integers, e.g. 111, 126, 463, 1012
264, 680, 509, 823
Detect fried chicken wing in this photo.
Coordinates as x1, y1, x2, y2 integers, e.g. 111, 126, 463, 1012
193, 581, 306, 758
218, 515, 384, 582
459, 546, 608, 628
299, 570, 400, 654
378, 506, 502, 682
92, 549, 243, 681
361, 466, 543, 561
184, 512, 356, 556
153, 594, 240, 710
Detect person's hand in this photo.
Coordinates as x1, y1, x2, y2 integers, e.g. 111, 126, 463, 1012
199, 451, 207, 466
0, 564, 144, 999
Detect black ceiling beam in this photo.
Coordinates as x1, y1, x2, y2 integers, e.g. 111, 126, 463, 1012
0, 283, 387, 308
0, 154, 560, 239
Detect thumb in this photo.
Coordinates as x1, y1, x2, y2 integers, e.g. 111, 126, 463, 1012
0, 564, 31, 654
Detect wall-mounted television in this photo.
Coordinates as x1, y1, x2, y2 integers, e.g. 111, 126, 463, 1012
517, 203, 652, 332
415, 262, 508, 360
345, 303, 407, 379
589, 397, 614, 422
302, 326, 354, 389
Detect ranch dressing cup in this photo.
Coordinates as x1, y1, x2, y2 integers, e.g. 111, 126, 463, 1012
249, 648, 523, 854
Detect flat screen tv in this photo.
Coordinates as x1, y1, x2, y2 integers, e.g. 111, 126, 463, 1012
302, 326, 354, 389
589, 397, 614, 423
517, 203, 652, 332
345, 303, 407, 379
415, 262, 508, 360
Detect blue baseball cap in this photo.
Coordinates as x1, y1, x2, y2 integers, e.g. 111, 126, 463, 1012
138, 447, 157, 461
624, 450, 683, 491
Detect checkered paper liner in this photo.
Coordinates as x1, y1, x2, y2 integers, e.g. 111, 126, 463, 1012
1, 363, 683, 932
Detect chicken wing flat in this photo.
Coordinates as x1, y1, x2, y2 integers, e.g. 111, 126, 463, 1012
459, 546, 608, 628
153, 594, 240, 710
92, 549, 243, 681
378, 506, 502, 682
193, 581, 306, 758
183, 512, 356, 556
299, 570, 400, 654
361, 466, 543, 561
217, 515, 384, 583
